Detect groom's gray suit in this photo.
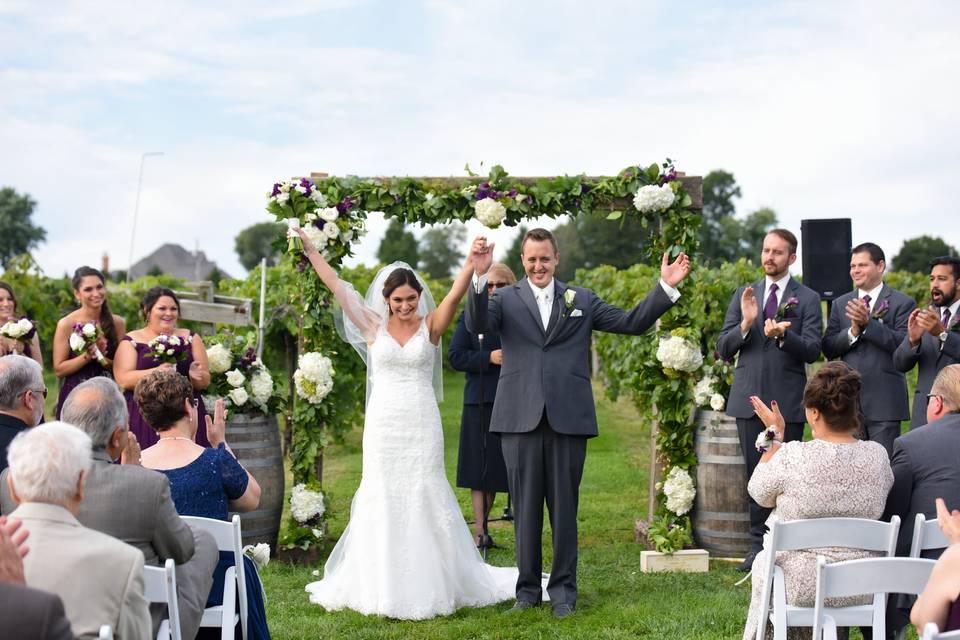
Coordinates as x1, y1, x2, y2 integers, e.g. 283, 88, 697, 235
466, 277, 676, 607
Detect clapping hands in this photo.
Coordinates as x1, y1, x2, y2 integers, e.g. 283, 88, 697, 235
845, 298, 870, 336
936, 498, 960, 545
750, 395, 785, 439
0, 515, 29, 584
205, 398, 228, 448
660, 251, 691, 288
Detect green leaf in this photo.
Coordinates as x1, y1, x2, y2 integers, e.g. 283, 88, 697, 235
606, 211, 623, 220
647, 163, 660, 181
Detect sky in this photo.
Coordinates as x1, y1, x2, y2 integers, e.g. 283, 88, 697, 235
2, 0, 959, 279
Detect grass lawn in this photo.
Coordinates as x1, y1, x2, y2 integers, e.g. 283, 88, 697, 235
257, 374, 754, 639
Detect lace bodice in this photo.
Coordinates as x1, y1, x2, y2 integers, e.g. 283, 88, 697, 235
368, 320, 437, 395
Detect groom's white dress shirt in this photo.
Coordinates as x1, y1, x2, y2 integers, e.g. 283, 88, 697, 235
474, 274, 680, 307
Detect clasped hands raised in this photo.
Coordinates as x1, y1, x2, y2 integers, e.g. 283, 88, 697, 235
738, 287, 790, 339
907, 307, 948, 345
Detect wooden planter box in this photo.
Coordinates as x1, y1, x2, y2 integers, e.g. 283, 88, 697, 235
640, 549, 709, 573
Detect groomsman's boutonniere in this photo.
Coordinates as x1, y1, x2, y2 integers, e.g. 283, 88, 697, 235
564, 289, 576, 310
775, 297, 800, 321
871, 299, 890, 320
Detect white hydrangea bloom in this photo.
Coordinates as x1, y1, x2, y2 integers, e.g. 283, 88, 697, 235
250, 370, 274, 405
656, 335, 703, 372
663, 467, 696, 516
207, 344, 233, 374
474, 197, 506, 228
290, 483, 326, 523
693, 376, 715, 407
633, 184, 676, 213
294, 352, 334, 404
710, 393, 726, 412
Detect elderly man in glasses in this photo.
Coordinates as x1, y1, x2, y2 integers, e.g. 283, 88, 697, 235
0, 355, 46, 472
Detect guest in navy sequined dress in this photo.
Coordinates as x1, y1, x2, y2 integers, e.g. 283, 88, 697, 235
52, 267, 126, 419
0, 281, 43, 368
114, 287, 212, 448
136, 368, 269, 639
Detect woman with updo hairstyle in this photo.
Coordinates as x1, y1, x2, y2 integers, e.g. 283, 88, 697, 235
52, 267, 126, 418
114, 286, 212, 449
0, 280, 43, 367
741, 361, 894, 640
136, 368, 269, 639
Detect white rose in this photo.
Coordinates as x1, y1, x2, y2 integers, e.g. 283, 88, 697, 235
710, 393, 726, 412
243, 543, 270, 568
318, 207, 339, 222
633, 184, 676, 214
474, 197, 506, 228
228, 387, 249, 406
342, 229, 354, 242
322, 223, 339, 240
17, 318, 33, 334
69, 333, 86, 352
225, 369, 245, 388
276, 192, 290, 205
251, 370, 274, 404
168, 335, 181, 346
81, 323, 97, 337
302, 225, 326, 250
311, 528, 323, 539
279, 183, 290, 193
206, 344, 233, 374
166, 348, 175, 356
310, 190, 328, 206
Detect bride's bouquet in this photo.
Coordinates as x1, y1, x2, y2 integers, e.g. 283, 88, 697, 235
1, 317, 36, 347
146, 334, 191, 365
265, 177, 367, 264
69, 322, 109, 366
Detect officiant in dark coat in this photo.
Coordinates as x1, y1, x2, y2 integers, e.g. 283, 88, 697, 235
449, 263, 516, 550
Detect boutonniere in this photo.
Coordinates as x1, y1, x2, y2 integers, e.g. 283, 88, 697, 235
871, 299, 890, 319
775, 297, 799, 321
564, 289, 576, 310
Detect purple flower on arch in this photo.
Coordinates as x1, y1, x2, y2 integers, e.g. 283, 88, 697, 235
271, 183, 282, 197
337, 196, 354, 214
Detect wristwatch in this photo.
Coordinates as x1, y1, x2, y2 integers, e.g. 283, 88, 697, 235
940, 331, 949, 343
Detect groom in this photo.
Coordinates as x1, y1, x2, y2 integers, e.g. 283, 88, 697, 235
466, 228, 690, 618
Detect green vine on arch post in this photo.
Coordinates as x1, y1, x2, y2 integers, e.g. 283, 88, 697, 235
265, 161, 701, 552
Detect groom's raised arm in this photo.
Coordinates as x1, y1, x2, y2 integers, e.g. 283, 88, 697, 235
591, 282, 677, 335
464, 278, 504, 336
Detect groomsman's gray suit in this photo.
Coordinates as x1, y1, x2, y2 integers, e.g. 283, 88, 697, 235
716, 277, 822, 552
822, 285, 916, 455
892, 316, 960, 429
1, 450, 218, 639
0, 583, 74, 640
466, 278, 676, 607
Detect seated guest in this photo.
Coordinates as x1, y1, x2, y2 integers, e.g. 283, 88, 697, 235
0, 514, 74, 640
136, 369, 270, 639
1, 377, 218, 639
0, 354, 45, 472
114, 286, 212, 448
741, 362, 893, 640
5, 421, 151, 639
0, 281, 43, 367
449, 262, 516, 548
911, 498, 960, 634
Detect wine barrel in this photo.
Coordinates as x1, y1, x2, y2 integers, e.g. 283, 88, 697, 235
691, 409, 752, 557
227, 412, 285, 552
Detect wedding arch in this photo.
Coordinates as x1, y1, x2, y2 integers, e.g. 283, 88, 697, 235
265, 162, 703, 551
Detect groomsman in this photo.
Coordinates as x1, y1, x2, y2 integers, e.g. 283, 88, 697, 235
716, 229, 822, 570
821, 243, 915, 457
893, 256, 960, 428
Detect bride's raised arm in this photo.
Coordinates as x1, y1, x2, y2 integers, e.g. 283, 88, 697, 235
428, 237, 487, 344
291, 228, 381, 343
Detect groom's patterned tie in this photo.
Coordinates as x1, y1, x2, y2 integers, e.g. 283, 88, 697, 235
763, 283, 780, 321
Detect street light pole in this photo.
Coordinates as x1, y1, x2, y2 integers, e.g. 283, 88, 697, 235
126, 151, 164, 282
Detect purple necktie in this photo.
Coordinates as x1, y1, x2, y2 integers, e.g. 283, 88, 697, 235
863, 294, 871, 311
944, 307, 952, 328
763, 283, 779, 321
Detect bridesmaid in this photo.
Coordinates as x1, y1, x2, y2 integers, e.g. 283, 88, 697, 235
114, 286, 212, 448
0, 281, 43, 367
52, 267, 126, 418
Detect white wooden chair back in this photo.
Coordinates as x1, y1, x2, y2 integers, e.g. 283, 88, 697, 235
812, 556, 936, 639
922, 622, 960, 639
755, 516, 900, 640
181, 514, 249, 640
911, 514, 950, 558
143, 559, 182, 640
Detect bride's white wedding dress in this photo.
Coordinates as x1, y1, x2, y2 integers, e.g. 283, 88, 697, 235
305, 318, 521, 620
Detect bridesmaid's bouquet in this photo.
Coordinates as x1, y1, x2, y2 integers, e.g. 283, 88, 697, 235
69, 322, 109, 366
0, 317, 36, 347
146, 334, 191, 365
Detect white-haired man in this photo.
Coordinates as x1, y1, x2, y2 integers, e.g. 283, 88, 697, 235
0, 355, 45, 471
0, 377, 218, 639
6, 421, 151, 639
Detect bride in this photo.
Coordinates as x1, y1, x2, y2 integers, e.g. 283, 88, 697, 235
291, 229, 526, 620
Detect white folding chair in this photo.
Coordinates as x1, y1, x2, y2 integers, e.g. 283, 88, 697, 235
98, 625, 113, 640
922, 622, 960, 639
181, 515, 248, 640
755, 516, 900, 640
144, 558, 182, 640
911, 514, 950, 558
811, 556, 936, 639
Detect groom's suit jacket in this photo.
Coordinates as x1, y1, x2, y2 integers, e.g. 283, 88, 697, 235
821, 284, 915, 422
892, 314, 960, 429
716, 277, 822, 423
465, 277, 675, 437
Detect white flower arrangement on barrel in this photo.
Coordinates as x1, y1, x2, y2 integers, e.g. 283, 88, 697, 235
204, 337, 279, 414
286, 483, 327, 551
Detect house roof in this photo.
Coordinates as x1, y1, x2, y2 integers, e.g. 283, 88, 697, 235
128, 243, 232, 280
